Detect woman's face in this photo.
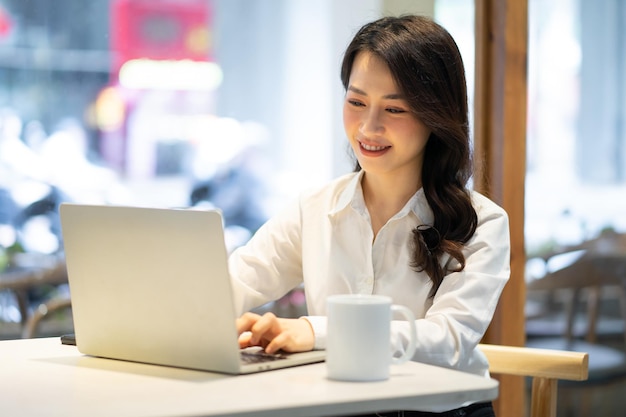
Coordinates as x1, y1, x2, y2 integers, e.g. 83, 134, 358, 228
343, 51, 431, 183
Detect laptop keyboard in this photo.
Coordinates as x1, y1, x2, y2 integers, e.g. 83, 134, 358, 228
240, 350, 288, 364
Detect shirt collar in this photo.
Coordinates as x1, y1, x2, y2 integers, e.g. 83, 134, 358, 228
404, 188, 434, 225
328, 171, 434, 225
328, 170, 364, 217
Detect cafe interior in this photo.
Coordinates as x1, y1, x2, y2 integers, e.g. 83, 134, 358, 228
1, 0, 626, 416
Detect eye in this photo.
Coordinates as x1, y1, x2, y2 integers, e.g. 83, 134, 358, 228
386, 107, 407, 114
347, 99, 365, 107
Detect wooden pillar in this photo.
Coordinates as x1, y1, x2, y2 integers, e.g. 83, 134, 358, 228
474, 1, 528, 416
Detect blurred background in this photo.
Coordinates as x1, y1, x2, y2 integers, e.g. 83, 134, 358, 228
1, 0, 626, 414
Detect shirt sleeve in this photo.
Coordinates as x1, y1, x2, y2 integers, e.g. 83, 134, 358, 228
393, 199, 511, 370
228, 198, 305, 315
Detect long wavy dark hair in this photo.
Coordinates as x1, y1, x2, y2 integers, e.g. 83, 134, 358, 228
341, 15, 478, 297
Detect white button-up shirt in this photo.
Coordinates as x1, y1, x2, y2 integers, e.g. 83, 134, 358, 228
228, 171, 510, 378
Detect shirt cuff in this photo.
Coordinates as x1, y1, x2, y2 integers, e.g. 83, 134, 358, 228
301, 315, 327, 350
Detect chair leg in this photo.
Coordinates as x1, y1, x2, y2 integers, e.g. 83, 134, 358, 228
565, 288, 580, 341
530, 377, 557, 417
617, 283, 626, 350
585, 286, 600, 344
14, 289, 30, 326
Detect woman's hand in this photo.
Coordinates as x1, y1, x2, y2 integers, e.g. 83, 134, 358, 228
236, 312, 315, 354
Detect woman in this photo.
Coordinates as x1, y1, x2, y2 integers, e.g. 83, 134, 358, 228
230, 15, 509, 416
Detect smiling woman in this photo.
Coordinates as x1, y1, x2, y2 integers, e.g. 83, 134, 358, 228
229, 14, 510, 417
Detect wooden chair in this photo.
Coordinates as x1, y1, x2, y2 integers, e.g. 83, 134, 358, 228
21, 295, 72, 338
522, 235, 626, 415
479, 343, 589, 417
526, 253, 626, 349
0, 255, 68, 327
525, 250, 626, 383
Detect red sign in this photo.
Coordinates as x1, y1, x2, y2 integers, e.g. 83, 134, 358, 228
110, 0, 212, 75
0, 6, 13, 38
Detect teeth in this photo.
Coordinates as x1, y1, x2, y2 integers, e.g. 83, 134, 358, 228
361, 143, 388, 151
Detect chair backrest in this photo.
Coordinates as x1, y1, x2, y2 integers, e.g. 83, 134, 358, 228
527, 251, 626, 348
479, 343, 589, 417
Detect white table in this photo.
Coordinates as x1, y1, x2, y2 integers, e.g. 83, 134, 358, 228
0, 337, 498, 417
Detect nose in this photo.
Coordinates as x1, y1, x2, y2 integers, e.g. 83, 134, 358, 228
359, 108, 384, 136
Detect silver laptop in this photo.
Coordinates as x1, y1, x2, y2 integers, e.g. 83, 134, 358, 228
59, 203, 325, 374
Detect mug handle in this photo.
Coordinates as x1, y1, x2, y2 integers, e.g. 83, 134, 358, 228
390, 304, 417, 365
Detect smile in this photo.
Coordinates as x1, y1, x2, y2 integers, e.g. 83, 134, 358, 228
360, 142, 390, 151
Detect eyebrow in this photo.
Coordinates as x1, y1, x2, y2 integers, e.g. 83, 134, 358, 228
347, 86, 405, 100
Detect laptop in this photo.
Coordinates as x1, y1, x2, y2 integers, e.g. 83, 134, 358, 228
59, 203, 325, 374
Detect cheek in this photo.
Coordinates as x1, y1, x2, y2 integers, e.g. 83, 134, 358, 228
342, 105, 358, 132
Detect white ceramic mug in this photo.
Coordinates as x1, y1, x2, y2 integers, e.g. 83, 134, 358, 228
326, 294, 418, 381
